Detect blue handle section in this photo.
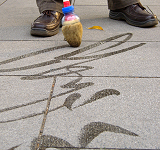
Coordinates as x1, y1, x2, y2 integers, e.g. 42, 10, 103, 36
62, 5, 74, 14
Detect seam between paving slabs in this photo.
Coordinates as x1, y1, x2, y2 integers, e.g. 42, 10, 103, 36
0, 0, 7, 6
35, 77, 57, 150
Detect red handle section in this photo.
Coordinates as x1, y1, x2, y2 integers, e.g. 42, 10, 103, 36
63, 1, 70, 7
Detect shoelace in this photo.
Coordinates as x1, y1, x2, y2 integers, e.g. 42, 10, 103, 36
138, 3, 160, 23
42, 10, 58, 19
43, 10, 52, 16
146, 6, 160, 23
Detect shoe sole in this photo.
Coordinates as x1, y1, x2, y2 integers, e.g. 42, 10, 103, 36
109, 11, 158, 27
30, 25, 60, 37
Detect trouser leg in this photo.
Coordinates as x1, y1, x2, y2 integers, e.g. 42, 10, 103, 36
108, 0, 140, 10
36, 0, 72, 13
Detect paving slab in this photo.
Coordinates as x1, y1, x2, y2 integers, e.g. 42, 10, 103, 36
0, 40, 159, 77
0, 0, 159, 150
1, 76, 159, 149
42, 77, 159, 149
0, 76, 53, 149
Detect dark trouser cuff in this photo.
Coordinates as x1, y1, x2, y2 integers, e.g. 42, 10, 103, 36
108, 0, 140, 10
37, 1, 63, 14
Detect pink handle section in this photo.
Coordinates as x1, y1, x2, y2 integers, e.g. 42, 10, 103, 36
65, 14, 77, 21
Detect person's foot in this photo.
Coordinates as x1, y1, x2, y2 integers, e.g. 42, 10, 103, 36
31, 10, 63, 37
109, 3, 159, 27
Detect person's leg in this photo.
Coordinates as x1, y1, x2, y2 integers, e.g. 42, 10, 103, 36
108, 0, 159, 27
36, 0, 63, 14
108, 0, 140, 10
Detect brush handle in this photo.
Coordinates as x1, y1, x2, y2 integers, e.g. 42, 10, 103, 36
63, 0, 71, 7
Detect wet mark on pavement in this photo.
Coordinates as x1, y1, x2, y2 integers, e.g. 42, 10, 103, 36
30, 122, 138, 150
0, 33, 145, 76
31, 135, 75, 150
74, 89, 120, 108
0, 33, 144, 149
79, 122, 138, 148
0, 87, 119, 123
0, 33, 145, 124
7, 144, 22, 150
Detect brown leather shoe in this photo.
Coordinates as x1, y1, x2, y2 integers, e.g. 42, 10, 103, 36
109, 3, 159, 27
31, 10, 63, 37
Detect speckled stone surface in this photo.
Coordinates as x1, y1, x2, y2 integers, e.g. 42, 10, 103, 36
0, 0, 160, 149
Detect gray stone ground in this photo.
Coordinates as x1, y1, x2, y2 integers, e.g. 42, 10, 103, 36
0, 0, 160, 149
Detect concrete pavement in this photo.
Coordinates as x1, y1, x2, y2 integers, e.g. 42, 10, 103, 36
0, 0, 160, 149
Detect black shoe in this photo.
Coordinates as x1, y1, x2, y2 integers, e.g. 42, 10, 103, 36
109, 3, 159, 27
31, 10, 63, 37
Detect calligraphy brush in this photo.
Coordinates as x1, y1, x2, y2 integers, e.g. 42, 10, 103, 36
62, 0, 83, 47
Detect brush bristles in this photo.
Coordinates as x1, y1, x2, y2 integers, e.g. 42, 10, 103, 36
62, 22, 83, 47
